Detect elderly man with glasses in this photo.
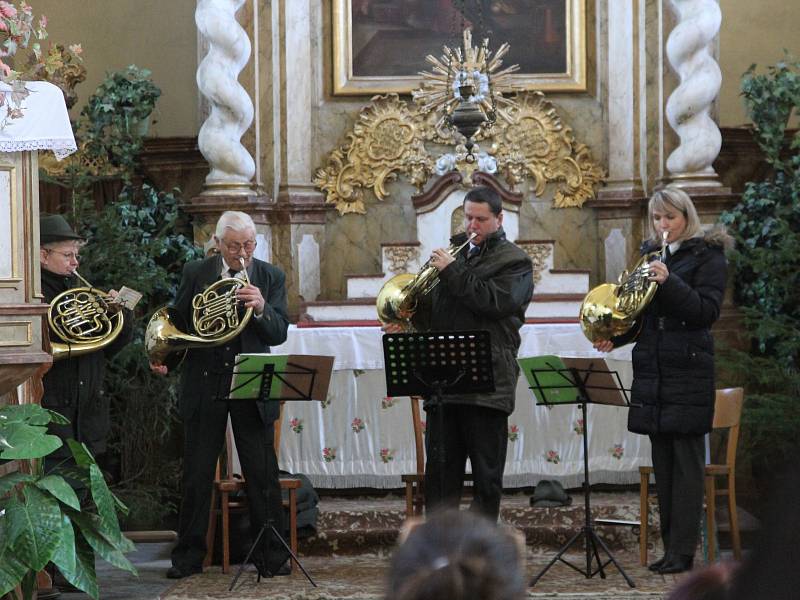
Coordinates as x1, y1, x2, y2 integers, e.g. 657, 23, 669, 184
151, 210, 291, 580
38, 213, 134, 481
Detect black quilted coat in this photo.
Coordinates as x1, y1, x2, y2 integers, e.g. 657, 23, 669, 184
612, 228, 731, 436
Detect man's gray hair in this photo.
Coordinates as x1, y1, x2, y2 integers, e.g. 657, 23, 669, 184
215, 211, 256, 240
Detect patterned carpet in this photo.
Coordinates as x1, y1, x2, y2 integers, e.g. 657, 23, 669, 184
161, 550, 676, 599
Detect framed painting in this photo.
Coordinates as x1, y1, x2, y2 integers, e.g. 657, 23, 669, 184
332, 0, 587, 96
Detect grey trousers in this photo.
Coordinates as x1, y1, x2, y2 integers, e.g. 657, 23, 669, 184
650, 433, 705, 557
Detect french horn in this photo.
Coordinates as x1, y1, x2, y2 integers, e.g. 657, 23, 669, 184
145, 257, 253, 368
376, 233, 476, 329
48, 271, 125, 361
579, 232, 669, 342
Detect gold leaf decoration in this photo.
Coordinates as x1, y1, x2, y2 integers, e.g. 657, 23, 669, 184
313, 94, 432, 215
493, 92, 605, 208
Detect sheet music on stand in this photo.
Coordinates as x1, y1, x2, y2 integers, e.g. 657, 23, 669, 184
213, 353, 334, 590
518, 354, 635, 588
518, 355, 631, 407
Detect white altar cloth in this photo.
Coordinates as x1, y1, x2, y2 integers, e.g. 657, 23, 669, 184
271, 324, 650, 489
0, 81, 77, 159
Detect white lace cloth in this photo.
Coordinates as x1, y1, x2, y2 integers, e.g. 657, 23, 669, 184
0, 81, 77, 160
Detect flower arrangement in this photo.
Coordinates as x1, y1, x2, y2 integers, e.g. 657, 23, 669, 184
545, 449, 561, 464
610, 444, 624, 460
0, 1, 83, 127
290, 417, 303, 434
379, 448, 395, 463
322, 447, 337, 462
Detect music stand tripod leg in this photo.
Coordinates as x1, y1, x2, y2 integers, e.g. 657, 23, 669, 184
227, 364, 318, 590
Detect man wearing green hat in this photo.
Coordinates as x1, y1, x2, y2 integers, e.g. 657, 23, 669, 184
39, 214, 133, 471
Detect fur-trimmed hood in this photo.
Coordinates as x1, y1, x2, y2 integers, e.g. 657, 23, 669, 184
703, 224, 735, 252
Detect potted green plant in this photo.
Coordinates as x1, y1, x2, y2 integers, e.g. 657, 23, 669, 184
0, 403, 136, 600
77, 65, 161, 177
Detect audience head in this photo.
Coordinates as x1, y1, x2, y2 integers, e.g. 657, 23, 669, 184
386, 509, 526, 600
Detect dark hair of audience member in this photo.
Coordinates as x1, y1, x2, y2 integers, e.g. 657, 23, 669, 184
665, 561, 738, 600
385, 509, 526, 600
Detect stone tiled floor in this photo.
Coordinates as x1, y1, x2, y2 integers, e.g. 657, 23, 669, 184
55, 491, 740, 599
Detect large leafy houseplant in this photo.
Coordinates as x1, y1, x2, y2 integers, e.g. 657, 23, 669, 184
0, 404, 136, 600
718, 56, 800, 498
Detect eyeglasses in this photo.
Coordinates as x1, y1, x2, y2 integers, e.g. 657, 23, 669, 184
221, 240, 257, 253
47, 249, 81, 261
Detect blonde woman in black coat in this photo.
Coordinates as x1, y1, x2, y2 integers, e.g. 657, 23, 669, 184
593, 186, 732, 574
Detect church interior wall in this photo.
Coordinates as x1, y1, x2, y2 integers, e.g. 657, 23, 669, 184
27, 1, 800, 303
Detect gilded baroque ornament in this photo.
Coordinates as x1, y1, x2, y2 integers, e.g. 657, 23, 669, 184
385, 246, 421, 274
313, 31, 604, 215
517, 242, 553, 285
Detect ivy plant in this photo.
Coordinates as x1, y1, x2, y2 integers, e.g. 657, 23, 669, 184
0, 404, 136, 600
718, 56, 800, 482
77, 65, 161, 179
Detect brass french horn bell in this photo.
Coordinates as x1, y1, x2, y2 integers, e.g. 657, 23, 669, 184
48, 270, 125, 361
376, 233, 476, 329
145, 257, 253, 369
579, 232, 669, 342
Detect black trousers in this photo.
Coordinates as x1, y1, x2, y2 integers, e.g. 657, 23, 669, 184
424, 403, 508, 521
650, 433, 705, 558
171, 397, 287, 572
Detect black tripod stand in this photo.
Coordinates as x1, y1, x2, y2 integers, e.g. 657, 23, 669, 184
217, 354, 333, 590
522, 356, 635, 588
382, 331, 494, 507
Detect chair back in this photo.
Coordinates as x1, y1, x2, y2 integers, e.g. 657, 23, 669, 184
712, 387, 744, 469
410, 397, 424, 475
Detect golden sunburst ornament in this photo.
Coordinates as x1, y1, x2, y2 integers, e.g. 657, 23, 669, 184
412, 29, 520, 146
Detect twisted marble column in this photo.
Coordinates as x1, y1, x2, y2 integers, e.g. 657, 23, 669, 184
665, 0, 722, 185
195, 0, 255, 193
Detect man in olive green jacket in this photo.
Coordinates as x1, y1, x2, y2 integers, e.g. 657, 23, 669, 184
417, 185, 534, 521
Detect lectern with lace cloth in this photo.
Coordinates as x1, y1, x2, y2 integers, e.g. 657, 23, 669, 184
519, 355, 635, 588
216, 353, 333, 590
382, 331, 495, 513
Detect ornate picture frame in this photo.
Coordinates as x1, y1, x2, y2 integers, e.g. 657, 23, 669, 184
332, 0, 587, 96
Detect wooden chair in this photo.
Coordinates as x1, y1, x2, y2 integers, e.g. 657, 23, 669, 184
401, 397, 426, 517
204, 406, 301, 573
639, 387, 744, 565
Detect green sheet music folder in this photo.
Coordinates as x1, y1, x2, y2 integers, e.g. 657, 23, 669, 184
229, 354, 334, 401
517, 355, 581, 405
229, 354, 288, 400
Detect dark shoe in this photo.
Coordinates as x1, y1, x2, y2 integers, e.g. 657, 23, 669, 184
648, 555, 668, 572
658, 554, 694, 574
166, 564, 203, 579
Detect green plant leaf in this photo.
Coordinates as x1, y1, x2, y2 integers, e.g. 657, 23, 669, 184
0, 403, 54, 426
50, 513, 77, 579
4, 486, 62, 572
36, 474, 81, 511
88, 464, 133, 552
0, 547, 28, 599
66, 438, 96, 467
68, 509, 137, 574
0, 422, 63, 459
0, 472, 34, 497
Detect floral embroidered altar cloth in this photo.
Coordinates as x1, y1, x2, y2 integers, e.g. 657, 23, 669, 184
269, 324, 649, 489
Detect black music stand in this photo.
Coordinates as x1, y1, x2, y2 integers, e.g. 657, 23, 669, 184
519, 355, 636, 588
215, 353, 333, 591
382, 331, 495, 508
